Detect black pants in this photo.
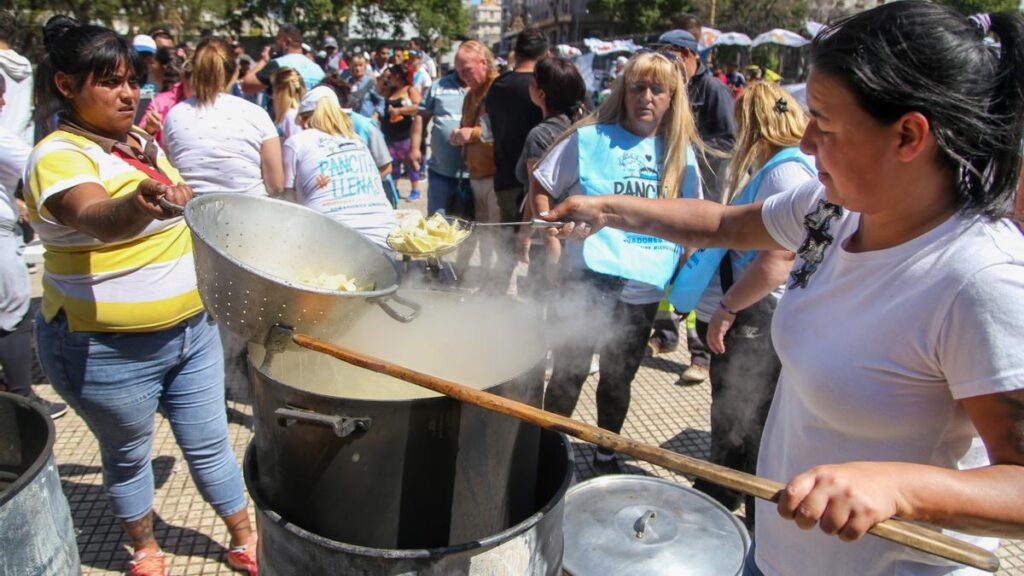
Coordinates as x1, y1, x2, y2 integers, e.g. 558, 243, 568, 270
0, 311, 34, 396
692, 296, 781, 528
543, 272, 659, 438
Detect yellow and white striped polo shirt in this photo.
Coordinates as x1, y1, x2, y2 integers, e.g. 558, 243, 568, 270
24, 130, 203, 332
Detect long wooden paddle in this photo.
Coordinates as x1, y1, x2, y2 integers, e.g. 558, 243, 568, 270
291, 333, 1001, 573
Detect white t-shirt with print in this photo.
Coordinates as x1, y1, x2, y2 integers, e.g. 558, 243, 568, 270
754, 180, 1024, 576
533, 132, 704, 305
163, 94, 279, 195
283, 128, 397, 249
695, 161, 814, 321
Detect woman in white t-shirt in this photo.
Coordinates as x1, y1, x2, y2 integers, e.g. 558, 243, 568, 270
543, 4, 1024, 576
283, 86, 397, 250
683, 82, 816, 528
163, 37, 283, 196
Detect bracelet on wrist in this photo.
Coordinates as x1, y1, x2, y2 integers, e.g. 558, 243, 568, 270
719, 300, 737, 315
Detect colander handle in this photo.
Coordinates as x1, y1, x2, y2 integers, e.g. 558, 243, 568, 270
373, 293, 422, 323
158, 197, 185, 215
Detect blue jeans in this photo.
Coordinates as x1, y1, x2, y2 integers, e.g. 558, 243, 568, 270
743, 542, 765, 576
36, 310, 246, 522
427, 168, 467, 216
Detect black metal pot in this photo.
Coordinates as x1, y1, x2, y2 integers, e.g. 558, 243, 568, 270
248, 289, 548, 549
244, 429, 573, 575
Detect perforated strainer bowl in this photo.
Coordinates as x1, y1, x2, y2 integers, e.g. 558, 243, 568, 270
386, 215, 474, 260
184, 194, 420, 344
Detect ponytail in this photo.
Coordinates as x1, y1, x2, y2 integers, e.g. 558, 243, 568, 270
272, 67, 306, 124
192, 37, 237, 106
979, 12, 1024, 217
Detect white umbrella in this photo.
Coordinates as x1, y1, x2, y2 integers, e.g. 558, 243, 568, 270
751, 29, 810, 48
713, 32, 754, 47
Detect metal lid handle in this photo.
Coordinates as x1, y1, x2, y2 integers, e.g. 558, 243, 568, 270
634, 509, 657, 539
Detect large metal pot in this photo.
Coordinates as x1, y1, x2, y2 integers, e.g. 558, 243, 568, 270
184, 193, 419, 344
0, 392, 80, 576
244, 429, 573, 575
248, 289, 548, 549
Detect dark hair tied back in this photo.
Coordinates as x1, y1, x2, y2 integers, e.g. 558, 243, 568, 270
34, 15, 140, 135
811, 1, 1024, 219
968, 13, 993, 36
534, 56, 588, 122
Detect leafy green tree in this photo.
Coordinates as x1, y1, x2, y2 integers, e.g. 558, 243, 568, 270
935, 0, 1018, 14
587, 0, 696, 35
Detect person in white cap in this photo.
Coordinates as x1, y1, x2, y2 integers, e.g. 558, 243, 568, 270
133, 34, 159, 98
283, 86, 397, 249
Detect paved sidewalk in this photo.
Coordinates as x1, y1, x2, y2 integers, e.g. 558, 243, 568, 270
23, 185, 1024, 575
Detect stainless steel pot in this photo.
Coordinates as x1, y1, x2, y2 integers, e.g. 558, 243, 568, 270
184, 193, 420, 344
0, 392, 80, 576
248, 289, 548, 549
561, 476, 751, 576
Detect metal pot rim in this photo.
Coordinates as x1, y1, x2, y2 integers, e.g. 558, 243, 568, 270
244, 432, 574, 557
0, 391, 57, 507
184, 193, 401, 298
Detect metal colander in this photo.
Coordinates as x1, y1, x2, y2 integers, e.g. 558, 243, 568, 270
184, 194, 420, 344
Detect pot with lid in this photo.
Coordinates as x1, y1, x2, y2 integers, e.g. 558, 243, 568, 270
562, 475, 751, 576
248, 289, 549, 550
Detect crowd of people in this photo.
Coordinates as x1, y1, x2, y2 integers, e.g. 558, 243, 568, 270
0, 3, 1023, 576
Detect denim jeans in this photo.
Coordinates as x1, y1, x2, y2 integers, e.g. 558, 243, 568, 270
36, 310, 246, 522
743, 542, 765, 576
427, 169, 467, 216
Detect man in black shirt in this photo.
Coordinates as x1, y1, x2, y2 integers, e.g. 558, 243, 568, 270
482, 27, 549, 294
657, 29, 736, 201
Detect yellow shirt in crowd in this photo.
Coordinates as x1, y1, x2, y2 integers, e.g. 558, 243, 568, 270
24, 129, 203, 332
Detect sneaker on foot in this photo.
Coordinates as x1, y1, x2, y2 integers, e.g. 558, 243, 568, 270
407, 190, 421, 201
677, 363, 709, 385
226, 533, 258, 575
27, 393, 68, 419
129, 550, 167, 576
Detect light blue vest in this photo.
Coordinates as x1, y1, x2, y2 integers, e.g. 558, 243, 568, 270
576, 123, 698, 289
275, 53, 326, 91
668, 146, 816, 311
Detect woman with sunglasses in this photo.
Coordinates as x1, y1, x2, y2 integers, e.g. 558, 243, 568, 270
25, 17, 256, 576
542, 3, 1024, 574
530, 51, 704, 471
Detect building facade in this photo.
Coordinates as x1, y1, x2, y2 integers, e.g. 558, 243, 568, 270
469, 0, 504, 50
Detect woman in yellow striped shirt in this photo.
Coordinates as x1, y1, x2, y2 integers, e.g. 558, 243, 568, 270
26, 16, 256, 576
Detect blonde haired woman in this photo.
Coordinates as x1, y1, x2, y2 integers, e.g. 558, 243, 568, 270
530, 52, 704, 471
163, 37, 283, 196
283, 86, 397, 249
671, 82, 816, 527
271, 67, 306, 141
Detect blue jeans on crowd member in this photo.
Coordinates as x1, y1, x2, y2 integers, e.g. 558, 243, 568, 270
427, 169, 466, 216
743, 543, 765, 576
35, 310, 246, 522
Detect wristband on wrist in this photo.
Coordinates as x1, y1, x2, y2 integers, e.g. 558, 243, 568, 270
719, 300, 737, 315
